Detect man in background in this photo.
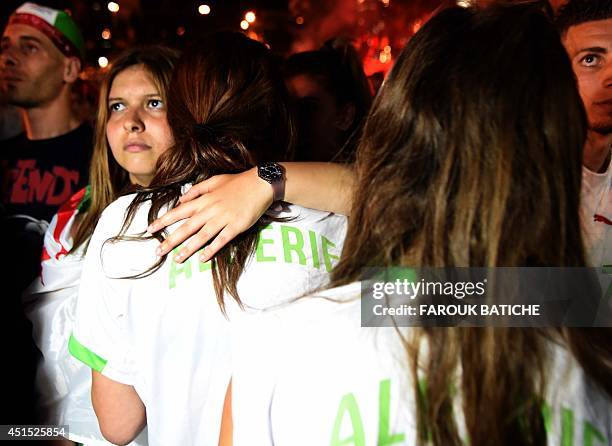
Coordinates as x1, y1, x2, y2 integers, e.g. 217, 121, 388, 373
0, 2, 91, 424
557, 0, 611, 267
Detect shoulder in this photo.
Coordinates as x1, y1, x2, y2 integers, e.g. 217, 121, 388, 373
1, 131, 26, 145
267, 204, 348, 238
100, 193, 142, 223
94, 193, 160, 278
273, 203, 347, 223
69, 123, 94, 142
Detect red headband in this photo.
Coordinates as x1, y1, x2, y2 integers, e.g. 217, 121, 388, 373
8, 13, 82, 61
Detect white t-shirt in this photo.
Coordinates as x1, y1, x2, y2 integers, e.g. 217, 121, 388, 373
71, 192, 347, 446
581, 155, 611, 267
232, 282, 612, 446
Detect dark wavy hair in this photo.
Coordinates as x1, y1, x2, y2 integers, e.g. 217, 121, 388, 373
333, 3, 611, 446
556, 0, 612, 35
117, 32, 295, 312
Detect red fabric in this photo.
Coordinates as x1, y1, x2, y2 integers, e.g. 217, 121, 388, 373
8, 13, 81, 59
51, 187, 87, 260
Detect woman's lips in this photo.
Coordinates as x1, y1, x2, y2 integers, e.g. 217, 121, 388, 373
124, 143, 152, 153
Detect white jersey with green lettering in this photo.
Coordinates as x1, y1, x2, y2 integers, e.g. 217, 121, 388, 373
232, 282, 612, 446
70, 191, 347, 446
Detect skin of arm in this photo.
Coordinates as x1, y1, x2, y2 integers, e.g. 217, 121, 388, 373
218, 381, 233, 446
147, 162, 354, 263
91, 371, 146, 446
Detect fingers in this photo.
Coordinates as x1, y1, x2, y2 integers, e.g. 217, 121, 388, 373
172, 219, 226, 263
178, 175, 226, 203
147, 197, 210, 234
155, 209, 212, 258
198, 225, 237, 263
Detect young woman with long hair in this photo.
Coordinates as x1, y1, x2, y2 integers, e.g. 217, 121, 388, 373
70, 32, 347, 446
224, 4, 612, 445
23, 45, 178, 445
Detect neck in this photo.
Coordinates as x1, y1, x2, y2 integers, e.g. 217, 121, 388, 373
583, 131, 612, 174
22, 88, 81, 140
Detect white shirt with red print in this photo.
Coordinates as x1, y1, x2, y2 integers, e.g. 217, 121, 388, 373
23, 186, 148, 446
581, 154, 612, 267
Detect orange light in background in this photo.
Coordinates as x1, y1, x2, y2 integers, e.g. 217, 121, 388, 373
101, 28, 111, 40
198, 4, 211, 15
107, 2, 119, 13
295, 16, 304, 25
379, 52, 390, 63
98, 56, 109, 68
240, 20, 249, 30
245, 11, 256, 23
412, 20, 422, 33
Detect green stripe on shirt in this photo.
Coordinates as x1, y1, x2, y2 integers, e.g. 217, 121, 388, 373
68, 333, 107, 372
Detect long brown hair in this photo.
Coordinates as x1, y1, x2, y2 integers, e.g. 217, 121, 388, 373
121, 32, 295, 311
333, 4, 612, 445
72, 45, 179, 253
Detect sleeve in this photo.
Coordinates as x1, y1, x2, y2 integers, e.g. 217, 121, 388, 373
69, 199, 138, 385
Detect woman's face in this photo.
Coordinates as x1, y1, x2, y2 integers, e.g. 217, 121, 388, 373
106, 65, 174, 186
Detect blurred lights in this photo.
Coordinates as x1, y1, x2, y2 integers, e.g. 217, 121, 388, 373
245, 11, 256, 23
382, 0, 390, 6
176, 26, 186, 36
101, 28, 111, 40
457, 0, 471, 6
98, 56, 109, 68
379, 52, 390, 63
296, 16, 304, 25
107, 2, 119, 13
247, 30, 260, 41
198, 4, 211, 15
240, 20, 249, 30
383, 45, 391, 54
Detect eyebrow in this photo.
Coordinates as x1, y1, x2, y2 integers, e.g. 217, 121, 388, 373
108, 93, 162, 101
576, 46, 607, 55
1, 35, 44, 45
20, 36, 43, 44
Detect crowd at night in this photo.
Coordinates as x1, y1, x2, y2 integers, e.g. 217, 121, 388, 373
0, 1, 610, 445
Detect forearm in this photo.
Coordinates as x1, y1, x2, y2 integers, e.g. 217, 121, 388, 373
279, 162, 354, 215
92, 371, 146, 445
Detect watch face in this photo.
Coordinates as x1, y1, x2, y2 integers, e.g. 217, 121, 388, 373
258, 162, 283, 183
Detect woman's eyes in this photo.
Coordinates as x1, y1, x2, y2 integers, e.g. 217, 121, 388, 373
108, 98, 163, 113
147, 99, 164, 109
109, 102, 125, 113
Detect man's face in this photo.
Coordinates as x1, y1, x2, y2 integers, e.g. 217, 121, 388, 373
0, 24, 66, 108
563, 19, 612, 136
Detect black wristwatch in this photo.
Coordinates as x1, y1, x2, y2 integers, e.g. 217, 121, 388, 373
257, 162, 286, 202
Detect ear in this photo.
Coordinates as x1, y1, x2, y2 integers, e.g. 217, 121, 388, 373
335, 103, 356, 132
63, 56, 81, 83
